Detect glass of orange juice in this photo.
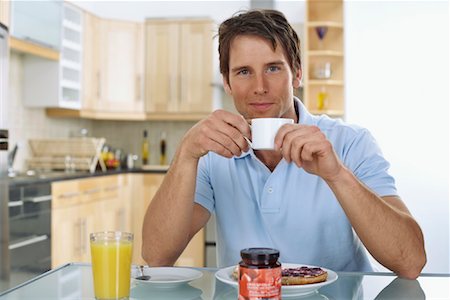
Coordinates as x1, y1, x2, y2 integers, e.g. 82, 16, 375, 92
90, 231, 133, 300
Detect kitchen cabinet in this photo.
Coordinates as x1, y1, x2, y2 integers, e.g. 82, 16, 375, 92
81, 11, 100, 112
145, 19, 213, 117
131, 173, 205, 267
303, 0, 344, 117
51, 174, 131, 268
82, 14, 145, 118
20, 2, 83, 109
10, 0, 62, 50
130, 173, 164, 264
51, 173, 205, 268
0, 0, 9, 27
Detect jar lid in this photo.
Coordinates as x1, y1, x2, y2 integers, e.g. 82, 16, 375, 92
240, 248, 280, 265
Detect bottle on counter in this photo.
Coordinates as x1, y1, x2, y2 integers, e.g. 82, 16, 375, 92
142, 130, 149, 165
159, 131, 167, 165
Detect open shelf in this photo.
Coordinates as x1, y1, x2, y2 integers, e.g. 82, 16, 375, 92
303, 0, 344, 118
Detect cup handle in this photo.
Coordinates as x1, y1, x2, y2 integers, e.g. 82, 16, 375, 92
244, 136, 253, 148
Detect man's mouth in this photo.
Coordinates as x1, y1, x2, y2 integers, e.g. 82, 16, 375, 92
249, 102, 273, 112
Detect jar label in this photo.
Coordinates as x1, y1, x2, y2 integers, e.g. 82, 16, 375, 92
238, 266, 281, 300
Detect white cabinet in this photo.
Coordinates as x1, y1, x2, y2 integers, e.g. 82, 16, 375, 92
22, 2, 83, 109
10, 0, 62, 50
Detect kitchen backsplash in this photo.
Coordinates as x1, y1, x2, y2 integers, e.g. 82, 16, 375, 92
8, 52, 198, 171
92, 120, 195, 166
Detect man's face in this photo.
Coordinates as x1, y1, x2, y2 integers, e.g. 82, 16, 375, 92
223, 35, 301, 121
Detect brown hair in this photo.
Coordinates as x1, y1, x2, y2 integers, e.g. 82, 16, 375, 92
218, 9, 302, 84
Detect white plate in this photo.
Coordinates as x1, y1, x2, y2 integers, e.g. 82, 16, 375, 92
215, 263, 338, 298
132, 266, 203, 288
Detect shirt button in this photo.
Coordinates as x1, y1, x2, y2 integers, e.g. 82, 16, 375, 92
268, 187, 273, 193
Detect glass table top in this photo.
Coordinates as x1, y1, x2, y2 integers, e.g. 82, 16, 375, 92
0, 263, 449, 299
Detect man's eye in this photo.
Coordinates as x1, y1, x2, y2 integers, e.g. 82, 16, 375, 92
268, 66, 280, 72
238, 69, 249, 75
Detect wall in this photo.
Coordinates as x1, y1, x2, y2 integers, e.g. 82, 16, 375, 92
7, 52, 93, 172
345, 1, 449, 273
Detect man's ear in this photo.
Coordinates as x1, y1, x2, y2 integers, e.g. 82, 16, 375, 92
293, 69, 302, 88
222, 76, 232, 95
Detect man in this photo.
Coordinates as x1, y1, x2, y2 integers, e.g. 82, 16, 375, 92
142, 10, 426, 279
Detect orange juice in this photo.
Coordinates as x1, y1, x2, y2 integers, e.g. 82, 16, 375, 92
90, 232, 133, 300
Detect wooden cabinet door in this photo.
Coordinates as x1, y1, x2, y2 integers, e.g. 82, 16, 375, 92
131, 173, 205, 267
130, 173, 165, 264
51, 205, 81, 268
117, 174, 132, 232
178, 21, 213, 113
51, 180, 82, 268
78, 200, 98, 263
145, 20, 213, 115
0, 0, 10, 27
82, 12, 101, 110
98, 19, 143, 113
145, 22, 179, 113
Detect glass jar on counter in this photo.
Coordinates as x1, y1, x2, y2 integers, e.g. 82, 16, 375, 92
238, 248, 281, 300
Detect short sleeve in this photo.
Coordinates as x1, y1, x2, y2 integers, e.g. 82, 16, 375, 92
194, 154, 215, 213
342, 128, 398, 197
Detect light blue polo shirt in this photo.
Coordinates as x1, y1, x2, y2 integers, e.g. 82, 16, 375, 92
195, 98, 397, 271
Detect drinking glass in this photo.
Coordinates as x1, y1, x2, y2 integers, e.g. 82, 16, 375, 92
315, 26, 328, 50
90, 231, 133, 300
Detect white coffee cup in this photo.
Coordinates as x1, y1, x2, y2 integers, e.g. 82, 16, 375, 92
251, 118, 294, 150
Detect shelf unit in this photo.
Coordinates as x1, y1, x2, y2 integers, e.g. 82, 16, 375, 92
59, 3, 83, 109
19, 2, 83, 109
303, 0, 344, 117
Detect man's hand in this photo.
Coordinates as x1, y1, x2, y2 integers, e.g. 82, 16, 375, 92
178, 110, 251, 161
275, 124, 345, 181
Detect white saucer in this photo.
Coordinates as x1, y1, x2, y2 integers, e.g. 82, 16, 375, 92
132, 266, 203, 288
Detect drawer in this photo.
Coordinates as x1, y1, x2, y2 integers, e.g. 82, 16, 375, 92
52, 180, 81, 208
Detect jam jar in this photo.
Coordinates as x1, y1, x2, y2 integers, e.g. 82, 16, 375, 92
238, 248, 281, 300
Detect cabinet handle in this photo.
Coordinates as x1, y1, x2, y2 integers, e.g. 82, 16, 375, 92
104, 185, 119, 192
83, 188, 101, 195
136, 75, 141, 101
97, 72, 101, 99
82, 219, 87, 255
169, 75, 174, 107
58, 191, 79, 199
8, 200, 23, 207
27, 195, 52, 203
117, 209, 125, 229
80, 219, 86, 255
9, 235, 48, 250
75, 219, 81, 256
179, 74, 183, 107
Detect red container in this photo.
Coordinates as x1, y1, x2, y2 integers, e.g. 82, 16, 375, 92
238, 248, 281, 300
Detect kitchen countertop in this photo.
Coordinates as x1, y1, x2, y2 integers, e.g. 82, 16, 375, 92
1, 263, 450, 299
1, 165, 169, 186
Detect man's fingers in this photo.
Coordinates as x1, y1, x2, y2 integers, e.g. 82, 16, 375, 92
213, 110, 251, 139
201, 125, 243, 157
281, 128, 325, 166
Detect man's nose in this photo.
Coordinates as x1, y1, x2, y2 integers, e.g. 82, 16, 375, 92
253, 73, 268, 95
